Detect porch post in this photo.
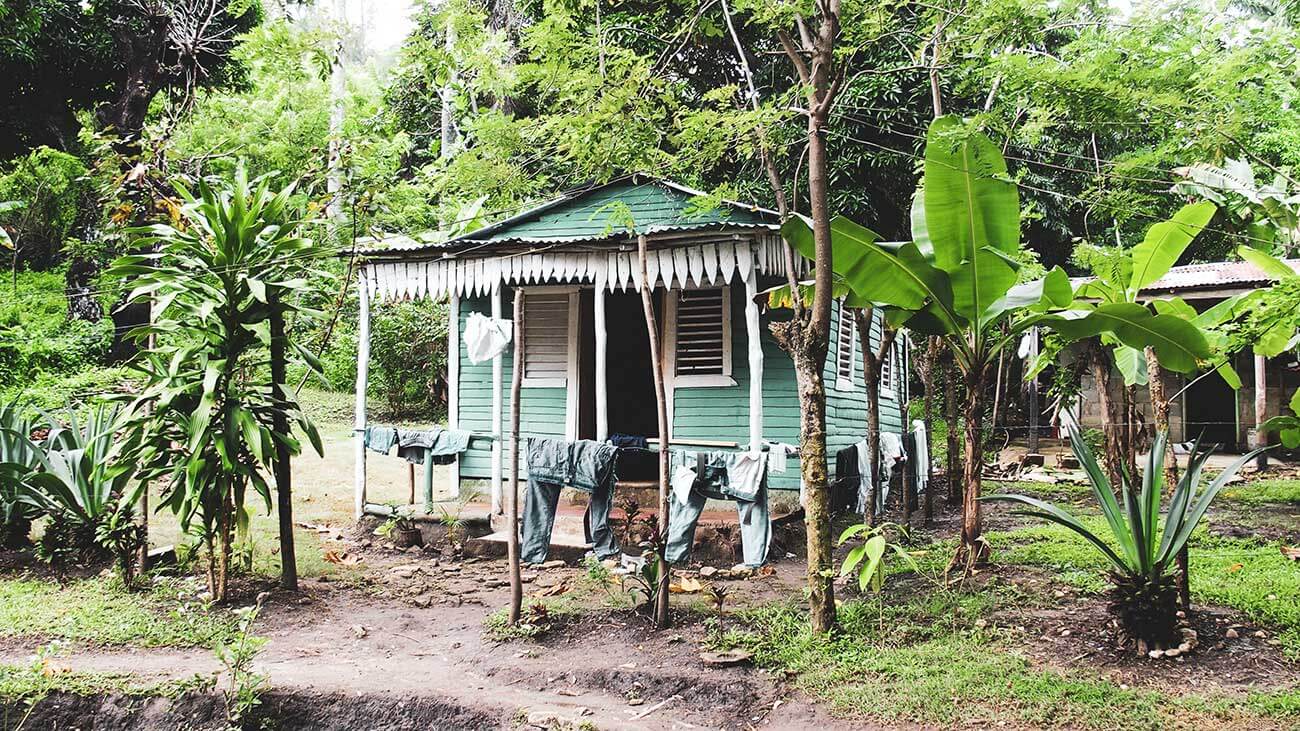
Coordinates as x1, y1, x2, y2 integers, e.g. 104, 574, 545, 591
354, 268, 371, 518
448, 293, 461, 497
1255, 353, 1268, 470
744, 256, 763, 452
595, 281, 609, 441
491, 285, 504, 514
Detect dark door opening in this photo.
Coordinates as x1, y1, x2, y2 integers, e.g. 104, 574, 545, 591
1183, 367, 1237, 450
604, 291, 660, 440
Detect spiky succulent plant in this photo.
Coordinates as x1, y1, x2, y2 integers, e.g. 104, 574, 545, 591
984, 429, 1262, 651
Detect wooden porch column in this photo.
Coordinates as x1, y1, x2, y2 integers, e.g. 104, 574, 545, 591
744, 257, 763, 452
1255, 353, 1268, 470
354, 269, 371, 518
448, 293, 461, 498
595, 280, 609, 441
490, 285, 504, 514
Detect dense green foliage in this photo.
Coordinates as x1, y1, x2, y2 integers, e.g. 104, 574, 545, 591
111, 165, 325, 602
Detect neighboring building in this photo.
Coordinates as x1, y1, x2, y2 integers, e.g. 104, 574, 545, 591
350, 176, 908, 515
1071, 259, 1300, 450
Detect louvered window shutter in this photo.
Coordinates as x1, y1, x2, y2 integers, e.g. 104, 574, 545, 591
836, 307, 855, 387
674, 288, 730, 377
522, 292, 570, 387
880, 339, 896, 396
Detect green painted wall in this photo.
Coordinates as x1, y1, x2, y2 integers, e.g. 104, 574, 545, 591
454, 284, 905, 491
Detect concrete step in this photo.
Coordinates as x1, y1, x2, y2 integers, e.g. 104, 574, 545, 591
465, 529, 593, 564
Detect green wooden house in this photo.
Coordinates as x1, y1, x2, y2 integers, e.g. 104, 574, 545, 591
351, 176, 908, 516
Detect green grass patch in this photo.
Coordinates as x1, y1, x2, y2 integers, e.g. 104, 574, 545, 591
983, 521, 1300, 657
0, 662, 180, 704
0, 575, 241, 649
727, 591, 1299, 728
730, 599, 1165, 729
1222, 479, 1300, 505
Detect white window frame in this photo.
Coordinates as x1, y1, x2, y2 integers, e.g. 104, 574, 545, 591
666, 285, 735, 389
520, 287, 579, 390
879, 336, 898, 401
834, 303, 856, 392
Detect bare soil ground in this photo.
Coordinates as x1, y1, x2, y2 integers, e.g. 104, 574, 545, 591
3, 425, 1296, 730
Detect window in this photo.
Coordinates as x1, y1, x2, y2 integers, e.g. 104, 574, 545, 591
835, 305, 855, 390
880, 338, 898, 398
521, 291, 572, 387
672, 287, 732, 386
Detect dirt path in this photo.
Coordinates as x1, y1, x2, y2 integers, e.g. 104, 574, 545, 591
0, 557, 869, 731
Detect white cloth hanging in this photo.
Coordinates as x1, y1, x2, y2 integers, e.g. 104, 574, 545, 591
912, 419, 929, 496
856, 432, 909, 514
463, 312, 513, 364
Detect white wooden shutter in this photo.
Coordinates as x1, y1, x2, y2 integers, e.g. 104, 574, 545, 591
835, 306, 855, 389
880, 338, 897, 398
522, 291, 571, 387
674, 288, 730, 378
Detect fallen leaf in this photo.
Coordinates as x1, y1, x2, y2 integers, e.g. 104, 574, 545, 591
756, 565, 776, 577
1227, 562, 1244, 573
1281, 546, 1300, 562
323, 549, 361, 566
670, 577, 704, 593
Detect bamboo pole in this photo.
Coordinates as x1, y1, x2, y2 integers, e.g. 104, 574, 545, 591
638, 234, 671, 629
507, 290, 524, 625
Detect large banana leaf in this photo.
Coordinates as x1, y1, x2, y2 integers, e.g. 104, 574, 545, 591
1236, 245, 1298, 280
1127, 201, 1216, 297
781, 214, 959, 329
922, 116, 1021, 322
1045, 302, 1210, 373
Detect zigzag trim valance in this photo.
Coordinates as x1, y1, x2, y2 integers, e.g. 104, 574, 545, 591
362, 234, 802, 302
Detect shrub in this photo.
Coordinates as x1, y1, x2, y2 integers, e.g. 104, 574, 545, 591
0, 147, 92, 270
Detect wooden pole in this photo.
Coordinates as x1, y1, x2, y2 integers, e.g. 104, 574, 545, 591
1255, 354, 1269, 471
270, 294, 298, 591
491, 286, 504, 513
639, 234, 671, 629
507, 289, 524, 625
595, 283, 609, 441
354, 270, 371, 518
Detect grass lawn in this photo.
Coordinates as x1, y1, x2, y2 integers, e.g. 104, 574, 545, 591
715, 478, 1300, 728
0, 575, 240, 649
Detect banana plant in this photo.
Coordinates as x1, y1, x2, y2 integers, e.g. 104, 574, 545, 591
983, 429, 1263, 653
1067, 201, 1221, 387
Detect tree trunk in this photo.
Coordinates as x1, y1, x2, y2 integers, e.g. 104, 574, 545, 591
952, 366, 990, 571
944, 355, 961, 504
638, 235, 672, 630
1145, 346, 1189, 609
507, 290, 524, 625
1088, 340, 1127, 488
774, 325, 836, 633
271, 300, 297, 591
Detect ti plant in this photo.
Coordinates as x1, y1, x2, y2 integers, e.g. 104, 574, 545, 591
983, 429, 1263, 653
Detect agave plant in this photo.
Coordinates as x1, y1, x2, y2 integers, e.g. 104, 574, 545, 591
984, 429, 1262, 652
0, 401, 42, 548
19, 404, 143, 582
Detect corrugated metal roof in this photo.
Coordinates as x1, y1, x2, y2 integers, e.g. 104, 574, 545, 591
1142, 258, 1300, 291
358, 175, 779, 257
1071, 258, 1300, 294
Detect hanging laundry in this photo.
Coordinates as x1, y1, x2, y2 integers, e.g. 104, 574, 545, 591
765, 441, 795, 475
396, 427, 472, 465
521, 438, 620, 564
364, 426, 398, 455
912, 419, 929, 496
463, 311, 513, 364
853, 432, 909, 514
665, 450, 770, 568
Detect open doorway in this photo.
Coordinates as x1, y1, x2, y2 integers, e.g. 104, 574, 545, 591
1182, 366, 1238, 450
603, 291, 662, 440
